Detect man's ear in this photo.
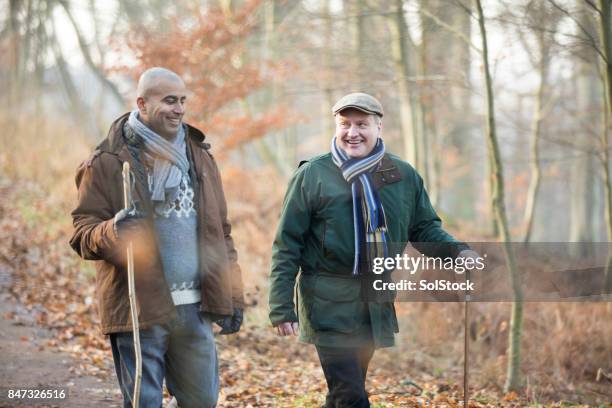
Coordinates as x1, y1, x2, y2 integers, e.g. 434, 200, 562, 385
136, 96, 147, 114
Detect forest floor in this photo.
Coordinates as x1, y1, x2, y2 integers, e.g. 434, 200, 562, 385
0, 180, 609, 407
0, 285, 514, 408
0, 290, 120, 408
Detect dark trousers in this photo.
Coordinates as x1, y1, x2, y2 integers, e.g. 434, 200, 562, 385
315, 345, 375, 408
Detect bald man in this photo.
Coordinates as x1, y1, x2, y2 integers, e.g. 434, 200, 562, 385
70, 67, 244, 407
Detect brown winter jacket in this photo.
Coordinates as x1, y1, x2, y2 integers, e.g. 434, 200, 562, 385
70, 113, 244, 334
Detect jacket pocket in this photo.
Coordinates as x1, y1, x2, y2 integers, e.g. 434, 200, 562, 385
321, 220, 352, 264
309, 275, 365, 334
321, 221, 332, 259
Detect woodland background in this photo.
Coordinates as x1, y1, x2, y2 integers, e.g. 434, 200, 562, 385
0, 0, 611, 406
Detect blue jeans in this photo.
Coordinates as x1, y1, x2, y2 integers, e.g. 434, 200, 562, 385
109, 303, 218, 408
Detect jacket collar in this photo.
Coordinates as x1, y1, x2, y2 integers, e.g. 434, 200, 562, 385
371, 154, 402, 189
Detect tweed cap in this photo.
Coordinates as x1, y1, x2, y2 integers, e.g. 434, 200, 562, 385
332, 92, 384, 117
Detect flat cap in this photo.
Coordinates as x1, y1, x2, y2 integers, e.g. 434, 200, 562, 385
332, 92, 384, 117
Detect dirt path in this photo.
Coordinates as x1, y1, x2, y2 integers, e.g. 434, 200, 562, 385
0, 286, 120, 407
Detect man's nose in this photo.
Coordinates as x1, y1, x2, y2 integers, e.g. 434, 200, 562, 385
348, 125, 359, 137
174, 103, 185, 114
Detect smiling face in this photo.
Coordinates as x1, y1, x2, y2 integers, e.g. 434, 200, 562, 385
136, 77, 187, 140
334, 108, 382, 158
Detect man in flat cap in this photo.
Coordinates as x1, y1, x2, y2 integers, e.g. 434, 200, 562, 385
269, 92, 476, 407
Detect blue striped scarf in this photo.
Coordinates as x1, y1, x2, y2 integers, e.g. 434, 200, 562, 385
331, 137, 389, 275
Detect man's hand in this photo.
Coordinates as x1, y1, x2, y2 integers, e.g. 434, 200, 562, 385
457, 249, 481, 263
457, 249, 482, 274
113, 207, 146, 240
215, 308, 243, 335
275, 321, 299, 336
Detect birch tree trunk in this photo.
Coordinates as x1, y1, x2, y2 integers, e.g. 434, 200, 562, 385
570, 1, 599, 253
522, 67, 545, 243
474, 0, 523, 392
523, 25, 552, 243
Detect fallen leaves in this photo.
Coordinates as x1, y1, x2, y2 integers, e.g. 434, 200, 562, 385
1, 180, 609, 407
503, 391, 518, 402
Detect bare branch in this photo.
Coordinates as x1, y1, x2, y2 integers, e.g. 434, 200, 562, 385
419, 5, 481, 53
450, 0, 476, 20
49, 16, 99, 138
584, 0, 601, 14
547, 0, 607, 62
57, 0, 125, 107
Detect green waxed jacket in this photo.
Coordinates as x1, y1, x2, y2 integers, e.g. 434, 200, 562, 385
269, 152, 467, 348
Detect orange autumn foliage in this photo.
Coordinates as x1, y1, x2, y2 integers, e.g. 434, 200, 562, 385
120, 0, 290, 150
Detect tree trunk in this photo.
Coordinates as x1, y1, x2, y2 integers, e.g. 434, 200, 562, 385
418, 0, 436, 204
523, 52, 549, 243
389, 0, 419, 168
600, 0, 612, 120
597, 0, 612, 290
8, 0, 26, 108
421, 1, 475, 216
419, 0, 473, 209
601, 98, 612, 291
474, 0, 523, 392
322, 0, 335, 149
415, 52, 429, 189
255, 0, 295, 176
351, 0, 367, 77
569, 3, 601, 257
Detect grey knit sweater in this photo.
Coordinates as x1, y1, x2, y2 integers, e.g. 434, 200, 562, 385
151, 173, 201, 305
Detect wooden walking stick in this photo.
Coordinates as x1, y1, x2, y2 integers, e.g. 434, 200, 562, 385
122, 162, 142, 408
463, 268, 471, 408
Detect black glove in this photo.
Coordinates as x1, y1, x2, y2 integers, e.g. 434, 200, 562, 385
113, 206, 145, 240
215, 308, 243, 335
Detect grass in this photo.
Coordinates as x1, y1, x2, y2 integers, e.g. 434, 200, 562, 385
289, 393, 324, 407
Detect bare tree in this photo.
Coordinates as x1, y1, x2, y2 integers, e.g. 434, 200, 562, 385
419, 0, 474, 209
57, 0, 124, 108
502, 1, 563, 243
598, 0, 612, 119
388, 0, 420, 171
474, 0, 523, 392
569, 1, 600, 254
546, 0, 612, 287
596, 0, 612, 289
